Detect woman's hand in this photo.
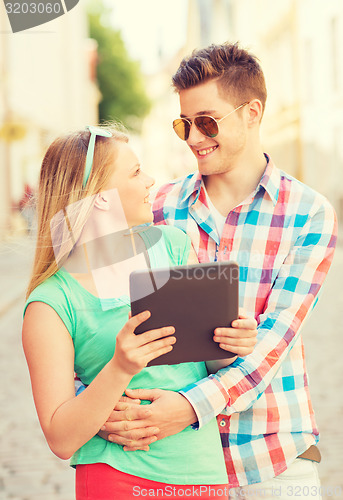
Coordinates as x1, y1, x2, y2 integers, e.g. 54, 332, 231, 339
213, 309, 258, 357
112, 310, 176, 376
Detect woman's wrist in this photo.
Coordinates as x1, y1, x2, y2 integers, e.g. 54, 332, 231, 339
107, 355, 134, 384
108, 355, 136, 382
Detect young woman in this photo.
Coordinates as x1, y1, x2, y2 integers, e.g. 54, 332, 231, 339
22, 124, 258, 500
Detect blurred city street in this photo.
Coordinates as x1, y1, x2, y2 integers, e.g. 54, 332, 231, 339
0, 236, 342, 500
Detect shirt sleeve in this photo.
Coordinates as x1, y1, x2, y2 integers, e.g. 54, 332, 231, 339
180, 199, 337, 428
24, 282, 75, 339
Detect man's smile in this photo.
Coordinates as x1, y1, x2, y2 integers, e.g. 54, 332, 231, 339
195, 145, 219, 157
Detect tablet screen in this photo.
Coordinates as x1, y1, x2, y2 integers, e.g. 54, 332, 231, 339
130, 262, 239, 366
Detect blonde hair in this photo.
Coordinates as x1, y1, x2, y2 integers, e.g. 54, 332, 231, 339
26, 124, 128, 298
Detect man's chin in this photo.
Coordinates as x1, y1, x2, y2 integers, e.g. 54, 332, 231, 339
197, 161, 229, 177
198, 165, 218, 176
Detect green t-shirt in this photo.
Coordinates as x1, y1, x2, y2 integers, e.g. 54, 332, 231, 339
25, 225, 227, 485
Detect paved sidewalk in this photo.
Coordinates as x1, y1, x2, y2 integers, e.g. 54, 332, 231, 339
0, 236, 35, 317
301, 246, 343, 498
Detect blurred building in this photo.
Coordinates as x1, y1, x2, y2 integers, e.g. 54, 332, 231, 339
141, 0, 342, 219
0, 3, 100, 239
141, 0, 232, 186
228, 0, 343, 219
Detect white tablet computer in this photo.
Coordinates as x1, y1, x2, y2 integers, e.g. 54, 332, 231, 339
129, 261, 239, 366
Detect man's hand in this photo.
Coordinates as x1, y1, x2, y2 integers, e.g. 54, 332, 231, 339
98, 389, 197, 451
98, 395, 159, 451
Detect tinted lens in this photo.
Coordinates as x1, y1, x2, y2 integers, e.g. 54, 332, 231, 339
173, 119, 190, 141
194, 116, 218, 138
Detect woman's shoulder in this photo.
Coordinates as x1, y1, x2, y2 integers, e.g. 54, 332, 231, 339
27, 271, 67, 300
24, 271, 73, 317
24, 271, 75, 335
146, 224, 191, 266
142, 224, 190, 250
152, 223, 189, 244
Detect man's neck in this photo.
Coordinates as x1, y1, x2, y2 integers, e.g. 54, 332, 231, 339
203, 151, 267, 216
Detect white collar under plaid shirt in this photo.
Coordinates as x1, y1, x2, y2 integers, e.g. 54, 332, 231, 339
152, 154, 337, 487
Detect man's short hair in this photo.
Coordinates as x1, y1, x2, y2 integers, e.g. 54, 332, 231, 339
172, 42, 267, 115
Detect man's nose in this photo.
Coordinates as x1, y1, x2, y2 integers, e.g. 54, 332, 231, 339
187, 121, 206, 145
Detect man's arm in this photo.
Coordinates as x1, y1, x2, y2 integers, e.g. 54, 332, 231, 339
98, 390, 197, 451
101, 199, 336, 448
180, 200, 337, 427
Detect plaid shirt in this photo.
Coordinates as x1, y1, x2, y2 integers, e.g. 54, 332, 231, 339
152, 155, 337, 487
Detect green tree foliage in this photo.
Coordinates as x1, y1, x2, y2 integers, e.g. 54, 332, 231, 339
87, 2, 151, 129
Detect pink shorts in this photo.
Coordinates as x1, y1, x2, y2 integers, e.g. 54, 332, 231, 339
76, 463, 229, 500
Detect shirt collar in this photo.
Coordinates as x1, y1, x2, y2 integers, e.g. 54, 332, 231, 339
178, 154, 280, 208
257, 154, 280, 206
179, 171, 203, 206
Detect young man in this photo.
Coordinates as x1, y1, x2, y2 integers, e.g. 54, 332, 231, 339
101, 43, 337, 498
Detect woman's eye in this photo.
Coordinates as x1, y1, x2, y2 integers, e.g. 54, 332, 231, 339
134, 168, 141, 176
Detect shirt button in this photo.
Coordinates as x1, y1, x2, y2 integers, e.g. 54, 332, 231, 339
219, 419, 226, 427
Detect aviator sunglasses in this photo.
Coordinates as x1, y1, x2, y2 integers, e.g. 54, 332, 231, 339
83, 125, 112, 188
172, 102, 249, 141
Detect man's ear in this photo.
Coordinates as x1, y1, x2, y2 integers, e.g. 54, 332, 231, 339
94, 193, 110, 211
247, 99, 263, 127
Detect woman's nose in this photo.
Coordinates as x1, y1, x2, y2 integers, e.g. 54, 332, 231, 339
146, 174, 155, 188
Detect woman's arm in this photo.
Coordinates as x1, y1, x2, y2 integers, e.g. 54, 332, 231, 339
22, 302, 175, 460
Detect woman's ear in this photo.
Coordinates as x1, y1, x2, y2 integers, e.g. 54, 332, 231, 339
94, 193, 110, 211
